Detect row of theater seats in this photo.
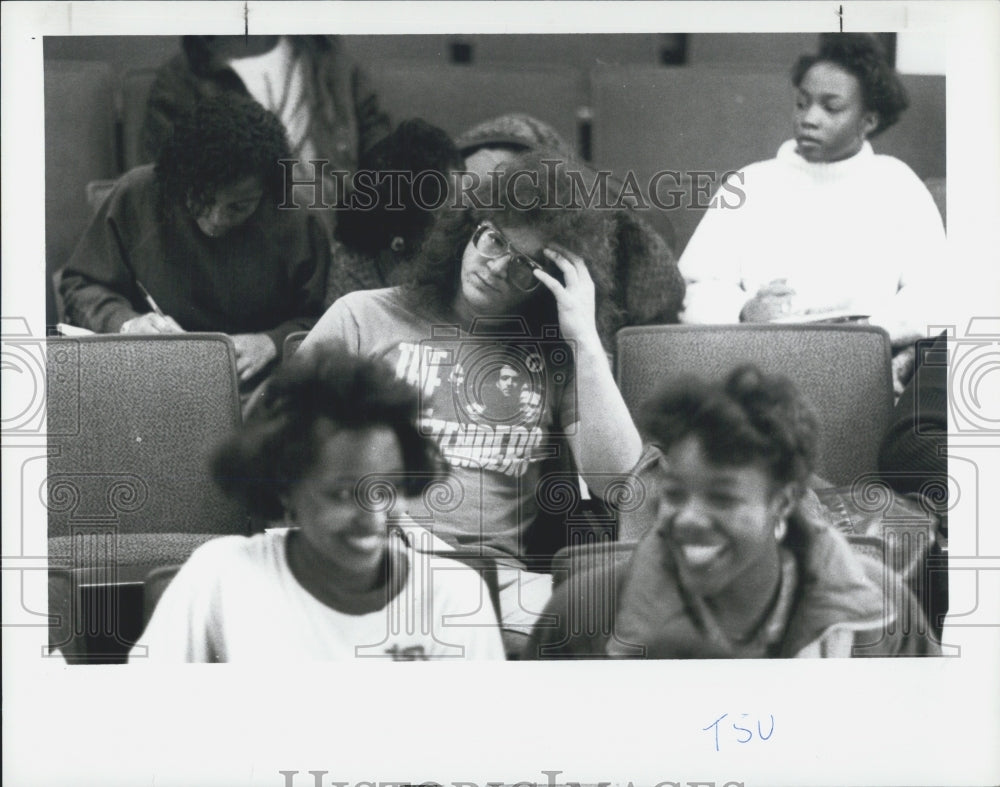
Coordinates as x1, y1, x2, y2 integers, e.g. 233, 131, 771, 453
43, 58, 947, 322
46, 323, 900, 662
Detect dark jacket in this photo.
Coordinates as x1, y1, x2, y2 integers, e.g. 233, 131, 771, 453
141, 36, 390, 172
59, 165, 329, 358
526, 532, 939, 659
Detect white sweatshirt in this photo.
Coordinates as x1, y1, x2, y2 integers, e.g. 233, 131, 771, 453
130, 529, 505, 662
678, 140, 946, 344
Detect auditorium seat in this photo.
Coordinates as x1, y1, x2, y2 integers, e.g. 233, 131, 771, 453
614, 324, 894, 487
46, 334, 245, 661
142, 563, 181, 630
47, 567, 89, 664
590, 66, 790, 253
363, 62, 586, 153
120, 68, 158, 170
44, 60, 118, 326
47, 333, 245, 540
878, 74, 947, 181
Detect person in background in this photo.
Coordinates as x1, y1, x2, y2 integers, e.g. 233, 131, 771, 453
141, 35, 391, 234
131, 347, 505, 662
678, 34, 946, 381
457, 113, 686, 351
324, 118, 465, 307
59, 93, 330, 395
525, 365, 940, 659
300, 152, 642, 653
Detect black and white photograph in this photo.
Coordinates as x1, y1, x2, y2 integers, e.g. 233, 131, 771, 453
3, 2, 999, 785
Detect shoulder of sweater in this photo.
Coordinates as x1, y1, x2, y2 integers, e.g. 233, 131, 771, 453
113, 165, 158, 199
103, 165, 159, 220
869, 151, 924, 180
869, 154, 941, 212
734, 141, 797, 176
726, 154, 789, 186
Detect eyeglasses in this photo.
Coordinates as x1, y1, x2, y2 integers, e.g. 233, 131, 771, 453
471, 222, 545, 292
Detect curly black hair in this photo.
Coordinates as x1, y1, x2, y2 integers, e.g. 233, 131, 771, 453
639, 365, 820, 492
211, 344, 442, 521
155, 92, 291, 215
400, 151, 621, 350
334, 118, 465, 258
792, 33, 909, 136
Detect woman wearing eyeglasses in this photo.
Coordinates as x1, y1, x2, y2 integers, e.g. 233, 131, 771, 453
300, 151, 641, 653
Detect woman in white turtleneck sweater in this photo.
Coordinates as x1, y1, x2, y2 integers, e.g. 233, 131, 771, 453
679, 35, 945, 348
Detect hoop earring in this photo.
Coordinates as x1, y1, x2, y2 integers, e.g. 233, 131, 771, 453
390, 236, 406, 253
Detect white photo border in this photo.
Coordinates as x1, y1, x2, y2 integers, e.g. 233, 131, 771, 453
3, 3, 999, 786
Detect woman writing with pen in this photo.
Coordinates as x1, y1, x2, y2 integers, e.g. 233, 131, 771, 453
59, 93, 330, 391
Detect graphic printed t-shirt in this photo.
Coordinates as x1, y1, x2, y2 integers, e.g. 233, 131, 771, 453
305, 287, 579, 561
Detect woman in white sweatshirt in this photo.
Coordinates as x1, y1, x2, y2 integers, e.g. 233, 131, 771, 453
679, 34, 945, 349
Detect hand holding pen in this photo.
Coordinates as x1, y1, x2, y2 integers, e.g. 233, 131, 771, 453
119, 281, 185, 334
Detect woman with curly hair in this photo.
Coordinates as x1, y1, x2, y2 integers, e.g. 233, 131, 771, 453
140, 36, 391, 238
131, 347, 504, 662
59, 93, 330, 391
300, 151, 641, 650
525, 365, 940, 659
679, 34, 945, 353
456, 113, 686, 346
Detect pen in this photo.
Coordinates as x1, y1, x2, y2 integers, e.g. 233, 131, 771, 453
135, 280, 165, 318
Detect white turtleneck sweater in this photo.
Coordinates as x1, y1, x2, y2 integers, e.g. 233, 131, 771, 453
678, 140, 946, 344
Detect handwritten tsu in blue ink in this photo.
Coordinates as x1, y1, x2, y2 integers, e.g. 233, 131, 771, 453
703, 713, 775, 752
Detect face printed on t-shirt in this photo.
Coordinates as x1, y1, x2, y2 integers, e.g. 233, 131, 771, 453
388, 340, 559, 479
496, 365, 520, 397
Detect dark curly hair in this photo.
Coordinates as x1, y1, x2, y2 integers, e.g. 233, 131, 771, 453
155, 92, 291, 216
211, 344, 442, 521
401, 151, 621, 350
639, 365, 819, 492
792, 33, 909, 136
334, 118, 465, 258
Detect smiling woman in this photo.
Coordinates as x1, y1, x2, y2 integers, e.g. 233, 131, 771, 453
130, 347, 505, 662
525, 365, 941, 659
58, 93, 331, 395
